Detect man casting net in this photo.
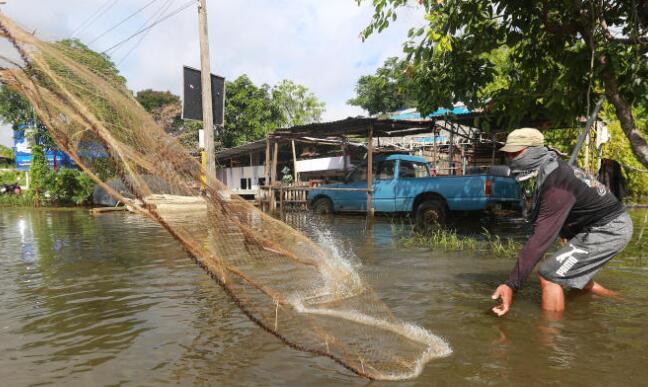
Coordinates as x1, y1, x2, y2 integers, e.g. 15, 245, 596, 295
0, 16, 450, 380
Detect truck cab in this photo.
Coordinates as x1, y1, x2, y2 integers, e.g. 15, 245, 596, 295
308, 154, 522, 224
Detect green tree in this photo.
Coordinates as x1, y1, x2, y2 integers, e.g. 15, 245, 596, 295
136, 89, 183, 134
0, 39, 127, 167
29, 144, 51, 204
359, 0, 648, 168
136, 89, 180, 112
222, 75, 326, 147
272, 80, 325, 127
55, 39, 126, 87
222, 75, 282, 148
348, 57, 417, 115
0, 144, 14, 160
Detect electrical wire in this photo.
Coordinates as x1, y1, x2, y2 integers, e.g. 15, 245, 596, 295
107, 0, 173, 55
116, 0, 177, 64
106, 0, 175, 60
70, 0, 113, 38
101, 0, 194, 54
71, 0, 121, 39
88, 0, 162, 45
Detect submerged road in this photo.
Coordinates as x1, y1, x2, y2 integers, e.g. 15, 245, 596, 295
0, 208, 646, 386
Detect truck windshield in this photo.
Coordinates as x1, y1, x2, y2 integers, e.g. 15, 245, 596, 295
399, 161, 430, 178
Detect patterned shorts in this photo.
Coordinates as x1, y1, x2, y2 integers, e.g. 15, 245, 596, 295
538, 212, 633, 289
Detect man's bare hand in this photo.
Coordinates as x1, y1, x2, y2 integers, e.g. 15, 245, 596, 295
491, 284, 513, 317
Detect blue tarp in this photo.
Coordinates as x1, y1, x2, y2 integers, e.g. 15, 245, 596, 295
389, 106, 471, 121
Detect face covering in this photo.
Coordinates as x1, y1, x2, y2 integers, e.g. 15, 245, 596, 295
509, 146, 559, 220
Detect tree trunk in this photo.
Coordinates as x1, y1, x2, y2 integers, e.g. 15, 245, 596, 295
579, 22, 648, 169
52, 150, 58, 172
598, 57, 648, 169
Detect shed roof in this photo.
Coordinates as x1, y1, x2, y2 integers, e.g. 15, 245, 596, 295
271, 117, 443, 138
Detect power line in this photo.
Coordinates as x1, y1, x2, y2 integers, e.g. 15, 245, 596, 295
107, 0, 174, 56
117, 0, 177, 64
88, 0, 162, 45
71, 0, 112, 38
102, 0, 194, 54
72, 0, 121, 39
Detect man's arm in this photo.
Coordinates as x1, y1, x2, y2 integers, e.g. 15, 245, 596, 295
491, 187, 575, 317
506, 187, 576, 290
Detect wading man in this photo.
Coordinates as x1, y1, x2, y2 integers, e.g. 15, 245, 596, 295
491, 128, 633, 316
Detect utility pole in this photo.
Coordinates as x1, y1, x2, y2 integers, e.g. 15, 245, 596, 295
198, 0, 216, 178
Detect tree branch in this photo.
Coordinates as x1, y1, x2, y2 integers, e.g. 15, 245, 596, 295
540, 1, 578, 34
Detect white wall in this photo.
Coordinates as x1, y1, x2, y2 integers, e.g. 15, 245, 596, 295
296, 156, 350, 173
216, 165, 265, 193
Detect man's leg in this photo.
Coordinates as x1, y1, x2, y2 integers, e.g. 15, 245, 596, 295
582, 280, 620, 298
538, 274, 565, 312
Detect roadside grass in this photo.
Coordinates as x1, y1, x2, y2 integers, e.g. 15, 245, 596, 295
0, 194, 33, 207
395, 221, 521, 257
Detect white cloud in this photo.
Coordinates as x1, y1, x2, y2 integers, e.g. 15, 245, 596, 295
1, 0, 425, 124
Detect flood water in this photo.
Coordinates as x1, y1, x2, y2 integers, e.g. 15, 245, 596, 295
0, 208, 646, 386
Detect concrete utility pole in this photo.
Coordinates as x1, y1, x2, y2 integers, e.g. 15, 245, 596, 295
198, 0, 216, 178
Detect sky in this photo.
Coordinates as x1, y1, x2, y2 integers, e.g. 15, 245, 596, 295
0, 0, 425, 147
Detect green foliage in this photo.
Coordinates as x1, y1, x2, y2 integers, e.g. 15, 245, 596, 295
222, 75, 325, 148
0, 194, 31, 207
29, 144, 51, 203
397, 223, 521, 256
136, 89, 180, 112
272, 80, 325, 127
543, 107, 648, 200
0, 144, 14, 160
1, 39, 126, 156
348, 57, 418, 115
25, 147, 95, 206
49, 168, 94, 206
223, 75, 280, 147
54, 39, 126, 88
0, 85, 33, 130
359, 1, 648, 165
0, 170, 25, 186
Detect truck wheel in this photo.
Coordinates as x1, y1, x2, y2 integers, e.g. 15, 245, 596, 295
416, 199, 447, 227
312, 197, 333, 214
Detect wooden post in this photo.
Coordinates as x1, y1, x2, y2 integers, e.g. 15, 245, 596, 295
264, 137, 270, 186
433, 129, 437, 174
461, 145, 466, 175
279, 186, 284, 217
448, 127, 455, 175
198, 0, 215, 178
342, 140, 348, 176
491, 133, 496, 166
367, 124, 374, 216
291, 140, 298, 183
272, 141, 279, 186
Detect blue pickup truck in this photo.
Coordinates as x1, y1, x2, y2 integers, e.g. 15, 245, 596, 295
308, 154, 522, 224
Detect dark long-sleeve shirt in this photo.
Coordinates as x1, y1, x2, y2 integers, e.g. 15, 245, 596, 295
505, 161, 625, 291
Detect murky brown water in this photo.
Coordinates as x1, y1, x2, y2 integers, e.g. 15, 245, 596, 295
0, 208, 646, 386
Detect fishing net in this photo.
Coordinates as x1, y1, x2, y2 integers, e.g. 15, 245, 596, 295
0, 15, 450, 380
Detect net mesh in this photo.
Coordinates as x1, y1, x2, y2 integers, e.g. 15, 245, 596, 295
0, 15, 451, 380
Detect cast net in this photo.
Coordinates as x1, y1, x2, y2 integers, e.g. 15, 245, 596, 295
0, 15, 450, 380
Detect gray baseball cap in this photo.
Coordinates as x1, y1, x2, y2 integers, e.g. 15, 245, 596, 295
499, 128, 544, 153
